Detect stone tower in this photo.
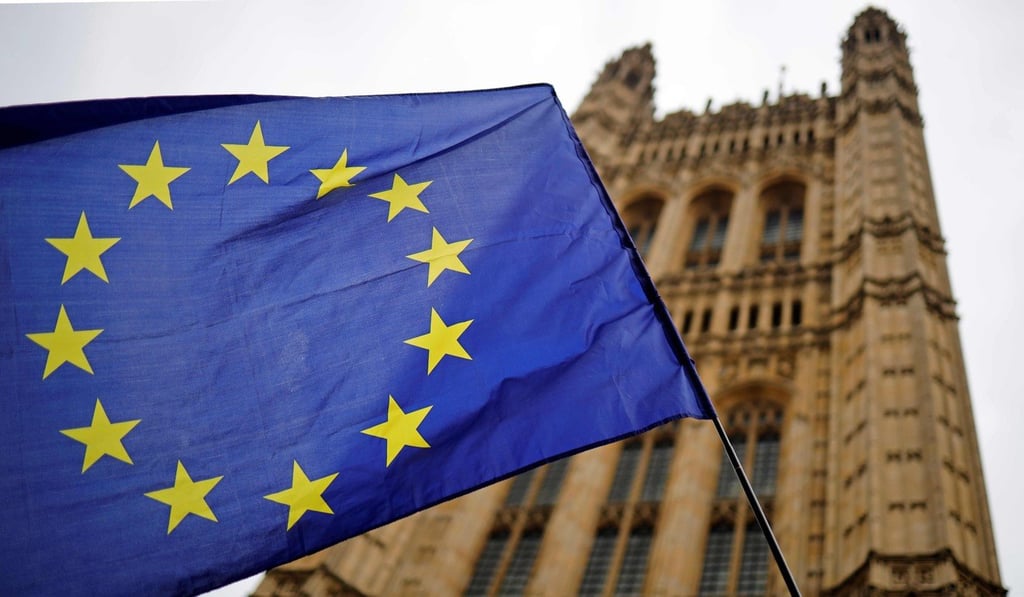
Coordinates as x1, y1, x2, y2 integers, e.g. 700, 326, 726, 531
254, 8, 1003, 596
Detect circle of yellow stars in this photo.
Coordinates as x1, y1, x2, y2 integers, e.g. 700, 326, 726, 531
25, 118, 479, 535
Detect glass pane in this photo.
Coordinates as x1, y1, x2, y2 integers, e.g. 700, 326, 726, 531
711, 216, 729, 249
737, 525, 770, 595
534, 459, 570, 505
752, 435, 780, 495
690, 218, 709, 250
784, 208, 803, 242
614, 527, 653, 595
762, 211, 780, 244
698, 525, 734, 595
578, 528, 617, 596
504, 469, 536, 506
465, 532, 508, 596
640, 441, 673, 501
608, 443, 642, 502
497, 531, 542, 596
715, 438, 746, 498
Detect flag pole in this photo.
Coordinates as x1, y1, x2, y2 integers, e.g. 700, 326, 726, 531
711, 414, 801, 596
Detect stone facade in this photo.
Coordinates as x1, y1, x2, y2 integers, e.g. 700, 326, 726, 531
255, 8, 1004, 596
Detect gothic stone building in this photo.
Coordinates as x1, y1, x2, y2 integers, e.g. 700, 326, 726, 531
255, 8, 1004, 596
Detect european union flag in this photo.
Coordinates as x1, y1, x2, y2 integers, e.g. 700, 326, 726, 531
0, 86, 713, 595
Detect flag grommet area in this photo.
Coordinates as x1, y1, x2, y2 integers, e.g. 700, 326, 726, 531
0, 86, 713, 595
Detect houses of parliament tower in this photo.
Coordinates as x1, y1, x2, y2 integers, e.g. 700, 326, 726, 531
256, 8, 1004, 596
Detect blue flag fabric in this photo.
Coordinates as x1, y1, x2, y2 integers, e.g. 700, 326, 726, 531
0, 85, 713, 595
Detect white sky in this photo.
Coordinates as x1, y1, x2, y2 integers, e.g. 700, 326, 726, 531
2, 1, 1021, 595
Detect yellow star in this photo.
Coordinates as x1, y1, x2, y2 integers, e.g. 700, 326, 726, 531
60, 399, 140, 473
45, 212, 121, 284
361, 395, 433, 467
144, 461, 223, 534
221, 121, 290, 184
25, 305, 103, 379
118, 141, 190, 209
407, 227, 473, 287
264, 461, 339, 530
404, 308, 473, 374
310, 149, 366, 199
368, 174, 432, 221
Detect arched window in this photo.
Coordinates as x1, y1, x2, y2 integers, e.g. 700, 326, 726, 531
685, 188, 733, 270
623, 69, 642, 89
471, 458, 570, 595
621, 196, 663, 258
576, 425, 675, 595
699, 402, 784, 595
759, 181, 805, 263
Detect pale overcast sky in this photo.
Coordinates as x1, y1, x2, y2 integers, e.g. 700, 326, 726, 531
2, 1, 1021, 595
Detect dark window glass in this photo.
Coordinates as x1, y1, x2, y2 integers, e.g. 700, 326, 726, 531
686, 190, 731, 270
771, 302, 783, 328
785, 208, 804, 242
534, 459, 570, 505
700, 309, 712, 333
737, 525, 770, 595
792, 300, 803, 327
712, 217, 729, 250
728, 307, 740, 331
465, 532, 508, 596
609, 443, 642, 502
748, 305, 759, 330
624, 69, 641, 89
504, 469, 536, 506
690, 218, 710, 250
760, 183, 804, 262
497, 530, 542, 595
640, 440, 673, 501
698, 525, 734, 595
579, 528, 617, 596
622, 198, 663, 258
752, 434, 780, 495
682, 310, 694, 335
762, 211, 781, 244
715, 438, 746, 498
614, 526, 654, 595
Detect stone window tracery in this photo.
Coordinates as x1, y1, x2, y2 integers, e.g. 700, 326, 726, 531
699, 401, 784, 595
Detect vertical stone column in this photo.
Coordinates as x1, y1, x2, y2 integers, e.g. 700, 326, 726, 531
644, 419, 720, 594
526, 444, 620, 596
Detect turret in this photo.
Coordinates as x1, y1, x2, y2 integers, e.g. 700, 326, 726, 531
572, 43, 656, 170
827, 8, 1004, 594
